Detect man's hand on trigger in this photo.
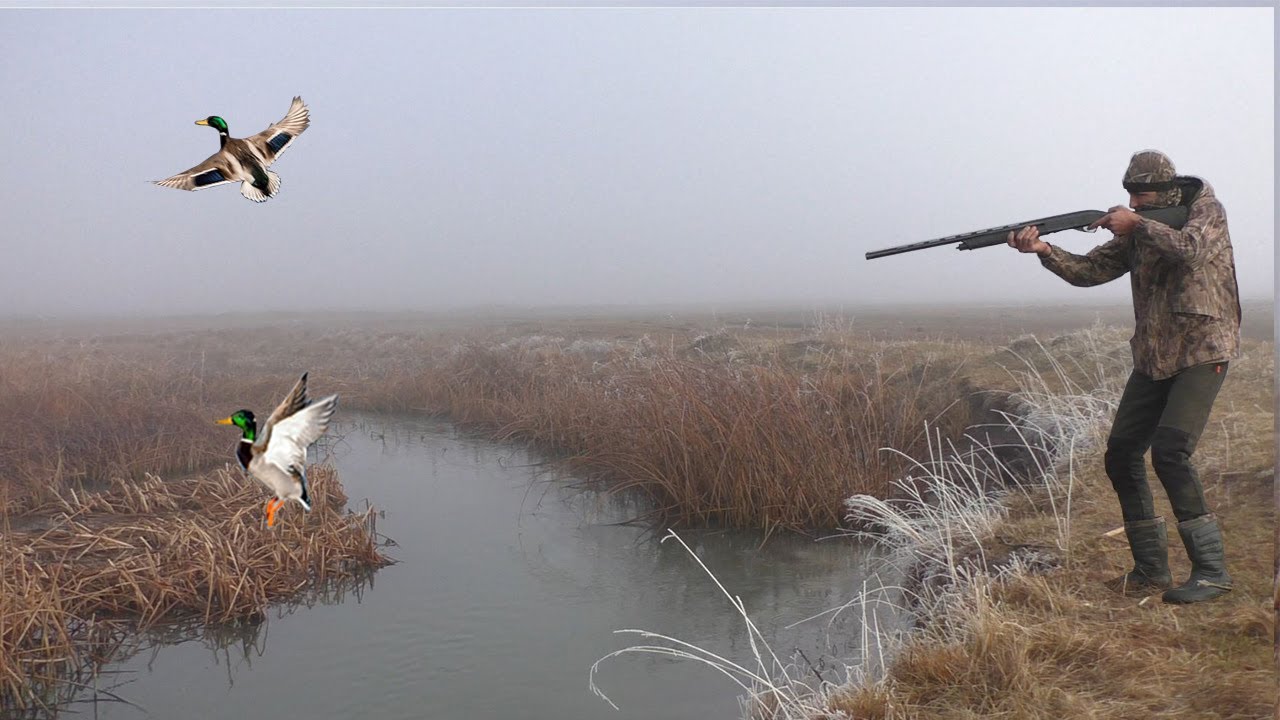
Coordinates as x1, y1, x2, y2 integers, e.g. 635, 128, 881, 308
1089, 205, 1143, 236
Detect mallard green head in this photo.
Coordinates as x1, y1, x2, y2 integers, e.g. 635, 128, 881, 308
196, 116, 229, 133
216, 409, 256, 440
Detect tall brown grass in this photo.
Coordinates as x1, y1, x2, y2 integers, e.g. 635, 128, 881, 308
410, 335, 980, 532
1, 321, 987, 531
0, 348, 222, 511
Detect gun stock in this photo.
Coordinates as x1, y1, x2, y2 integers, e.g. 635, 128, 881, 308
865, 205, 1189, 260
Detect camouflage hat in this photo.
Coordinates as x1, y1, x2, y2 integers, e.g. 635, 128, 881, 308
1123, 150, 1177, 192
1123, 150, 1181, 207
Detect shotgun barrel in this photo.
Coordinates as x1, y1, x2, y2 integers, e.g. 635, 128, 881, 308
865, 205, 1189, 260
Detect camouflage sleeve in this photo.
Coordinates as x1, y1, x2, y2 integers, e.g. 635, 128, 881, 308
1037, 235, 1130, 287
1136, 196, 1227, 270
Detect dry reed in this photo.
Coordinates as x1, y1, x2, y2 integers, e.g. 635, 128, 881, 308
0, 464, 388, 714
409, 335, 980, 532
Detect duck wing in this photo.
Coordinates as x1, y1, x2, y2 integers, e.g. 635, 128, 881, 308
253, 372, 310, 450
262, 393, 338, 476
153, 151, 240, 191
245, 96, 310, 166
266, 372, 311, 427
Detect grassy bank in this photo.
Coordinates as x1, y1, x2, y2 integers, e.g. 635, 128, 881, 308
0, 466, 386, 713
821, 327, 1276, 719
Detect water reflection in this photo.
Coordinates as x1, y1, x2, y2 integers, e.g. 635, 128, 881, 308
37, 571, 380, 719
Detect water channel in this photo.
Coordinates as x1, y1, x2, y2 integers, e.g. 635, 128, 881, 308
79, 414, 903, 719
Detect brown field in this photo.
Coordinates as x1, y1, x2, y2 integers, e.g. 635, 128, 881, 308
0, 300, 1274, 717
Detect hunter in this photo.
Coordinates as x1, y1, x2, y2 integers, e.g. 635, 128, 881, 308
1006, 149, 1242, 604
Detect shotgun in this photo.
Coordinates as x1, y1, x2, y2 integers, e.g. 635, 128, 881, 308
865, 205, 1189, 260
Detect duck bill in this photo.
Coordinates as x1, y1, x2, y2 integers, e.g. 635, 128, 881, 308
195, 119, 210, 126
215, 417, 234, 425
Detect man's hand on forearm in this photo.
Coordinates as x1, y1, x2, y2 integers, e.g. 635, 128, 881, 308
1007, 225, 1052, 256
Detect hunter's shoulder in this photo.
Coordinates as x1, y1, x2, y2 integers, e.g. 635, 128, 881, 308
1177, 176, 1229, 222
1180, 175, 1220, 204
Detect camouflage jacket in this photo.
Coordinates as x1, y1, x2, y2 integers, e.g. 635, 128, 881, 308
1039, 176, 1242, 381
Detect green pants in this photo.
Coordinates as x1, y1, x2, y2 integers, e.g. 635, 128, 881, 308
1103, 362, 1228, 522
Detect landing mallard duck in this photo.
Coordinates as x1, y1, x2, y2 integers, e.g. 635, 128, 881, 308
155, 96, 310, 203
217, 372, 338, 527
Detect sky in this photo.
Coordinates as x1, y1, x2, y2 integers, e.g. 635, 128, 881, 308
0, 4, 1273, 317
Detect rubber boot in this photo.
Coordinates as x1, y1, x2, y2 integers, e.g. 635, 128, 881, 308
1162, 514, 1233, 604
1104, 517, 1173, 597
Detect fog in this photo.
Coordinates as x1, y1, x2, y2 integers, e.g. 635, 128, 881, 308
0, 6, 1273, 317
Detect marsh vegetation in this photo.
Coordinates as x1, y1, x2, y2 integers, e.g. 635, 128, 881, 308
0, 304, 1273, 718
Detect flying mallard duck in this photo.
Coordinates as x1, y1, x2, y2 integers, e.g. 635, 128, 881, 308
217, 372, 338, 528
155, 96, 310, 203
